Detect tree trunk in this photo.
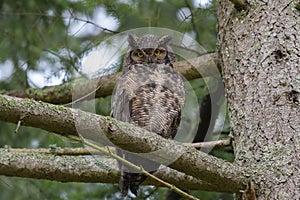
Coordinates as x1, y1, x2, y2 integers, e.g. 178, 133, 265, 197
218, 0, 299, 199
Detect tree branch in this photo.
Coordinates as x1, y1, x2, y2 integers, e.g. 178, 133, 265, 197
4, 53, 219, 104
78, 137, 200, 200
7, 137, 232, 156
7, 147, 98, 156
0, 149, 217, 192
0, 95, 247, 192
189, 138, 232, 149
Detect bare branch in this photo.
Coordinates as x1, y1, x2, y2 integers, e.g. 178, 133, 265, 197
72, 16, 119, 34
7, 138, 232, 156
0, 95, 247, 192
7, 147, 98, 156
188, 138, 232, 149
4, 53, 219, 104
79, 137, 200, 200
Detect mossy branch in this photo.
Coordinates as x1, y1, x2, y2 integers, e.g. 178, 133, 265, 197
0, 148, 216, 191
0, 94, 248, 192
4, 53, 219, 104
77, 135, 200, 200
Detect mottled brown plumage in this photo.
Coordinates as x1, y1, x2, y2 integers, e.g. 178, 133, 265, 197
111, 34, 185, 197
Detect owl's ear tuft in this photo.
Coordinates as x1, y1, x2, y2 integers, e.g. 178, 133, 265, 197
158, 35, 172, 46
128, 33, 139, 49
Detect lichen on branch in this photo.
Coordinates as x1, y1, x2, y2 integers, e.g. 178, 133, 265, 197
4, 53, 219, 104
0, 94, 247, 192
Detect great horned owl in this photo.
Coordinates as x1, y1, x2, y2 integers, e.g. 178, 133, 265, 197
111, 34, 185, 197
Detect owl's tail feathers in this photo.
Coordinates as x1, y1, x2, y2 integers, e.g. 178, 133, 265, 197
119, 171, 148, 197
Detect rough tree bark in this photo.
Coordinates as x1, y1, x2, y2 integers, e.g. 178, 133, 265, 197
218, 0, 299, 199
0, 149, 212, 191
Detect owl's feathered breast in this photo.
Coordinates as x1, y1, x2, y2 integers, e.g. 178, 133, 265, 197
112, 63, 185, 139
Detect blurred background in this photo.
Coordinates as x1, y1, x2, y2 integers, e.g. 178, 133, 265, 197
0, 0, 234, 199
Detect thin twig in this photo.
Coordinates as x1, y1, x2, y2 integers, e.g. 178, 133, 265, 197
63, 82, 104, 107
7, 147, 108, 155
188, 138, 232, 149
0, 11, 118, 34
171, 44, 203, 56
6, 138, 232, 156
72, 135, 201, 200
15, 120, 22, 133
138, 166, 200, 200
72, 17, 119, 34
184, 0, 200, 42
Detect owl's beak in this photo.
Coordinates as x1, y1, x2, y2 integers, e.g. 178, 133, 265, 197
147, 57, 152, 64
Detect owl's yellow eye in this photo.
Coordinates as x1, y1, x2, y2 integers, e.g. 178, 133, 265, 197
154, 49, 161, 56
137, 51, 144, 58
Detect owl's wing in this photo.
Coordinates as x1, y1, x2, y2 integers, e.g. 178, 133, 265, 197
111, 65, 136, 121
170, 109, 182, 139
111, 86, 131, 122
111, 79, 159, 197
